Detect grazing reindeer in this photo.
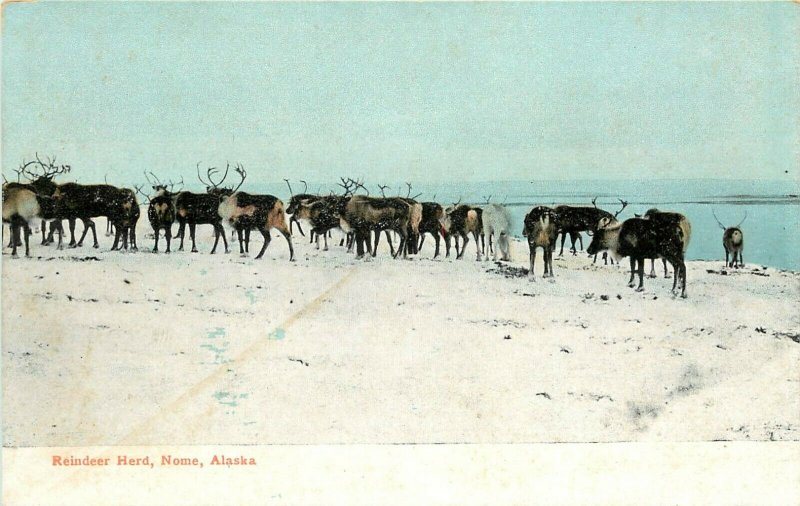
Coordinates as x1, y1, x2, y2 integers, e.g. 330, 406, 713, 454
713, 210, 746, 268
480, 203, 512, 262
2, 186, 65, 256
52, 182, 140, 250
173, 163, 232, 253
440, 203, 483, 260
554, 198, 627, 258
338, 194, 412, 259
416, 202, 445, 258
642, 208, 692, 278
217, 165, 294, 260
523, 206, 559, 281
289, 195, 350, 251
285, 179, 318, 237
587, 217, 688, 298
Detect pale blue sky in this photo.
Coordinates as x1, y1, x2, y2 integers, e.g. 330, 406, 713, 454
2, 2, 798, 185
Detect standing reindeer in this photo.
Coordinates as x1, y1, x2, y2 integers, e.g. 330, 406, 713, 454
173, 163, 232, 253
480, 203, 512, 262
713, 210, 746, 268
440, 203, 483, 260
523, 206, 559, 281
587, 216, 688, 298
140, 172, 182, 253
3, 186, 66, 256
643, 208, 692, 278
416, 202, 445, 258
51, 182, 140, 250
217, 165, 294, 260
553, 198, 627, 257
7, 154, 70, 246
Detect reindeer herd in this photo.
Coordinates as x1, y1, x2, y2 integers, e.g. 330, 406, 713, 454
3, 156, 752, 299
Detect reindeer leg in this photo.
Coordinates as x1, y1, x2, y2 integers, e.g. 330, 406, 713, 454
23, 223, 31, 257
548, 247, 555, 278
457, 233, 468, 260
474, 230, 481, 261
10, 222, 20, 256
628, 257, 636, 287
234, 227, 245, 255
372, 230, 381, 257
322, 230, 329, 251
738, 251, 744, 268
577, 234, 584, 252
278, 227, 294, 261
189, 223, 198, 252
165, 224, 172, 253
635, 258, 645, 292
558, 232, 566, 256
663, 258, 669, 278
153, 228, 160, 252
444, 234, 451, 258
177, 220, 185, 251
254, 226, 271, 259
56, 222, 63, 250
68, 219, 78, 247
433, 234, 440, 259
648, 259, 657, 278
40, 219, 47, 245
88, 219, 99, 248
681, 262, 687, 298
528, 243, 537, 281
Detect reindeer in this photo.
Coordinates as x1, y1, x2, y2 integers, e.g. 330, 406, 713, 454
2, 186, 66, 256
416, 202, 445, 258
338, 193, 412, 259
554, 198, 627, 259
440, 202, 483, 260
587, 216, 688, 298
284, 179, 321, 238
52, 182, 140, 251
642, 208, 692, 278
7, 154, 70, 246
480, 203, 512, 262
217, 165, 294, 260
140, 172, 182, 253
172, 163, 233, 253
713, 210, 746, 268
289, 195, 350, 251
523, 206, 559, 280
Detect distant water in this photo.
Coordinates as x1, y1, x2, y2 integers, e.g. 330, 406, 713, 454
247, 178, 800, 271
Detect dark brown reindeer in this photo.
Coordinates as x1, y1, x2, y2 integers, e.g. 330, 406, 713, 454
523, 206, 559, 280
51, 181, 140, 251
416, 202, 445, 258
217, 164, 294, 260
140, 172, 182, 253
642, 208, 692, 278
713, 210, 746, 268
554, 198, 627, 259
587, 216, 688, 298
289, 194, 351, 251
173, 163, 232, 253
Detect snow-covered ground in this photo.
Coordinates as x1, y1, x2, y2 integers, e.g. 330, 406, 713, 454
2, 213, 799, 446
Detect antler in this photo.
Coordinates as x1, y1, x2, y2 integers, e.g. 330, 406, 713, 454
591, 196, 598, 208
377, 184, 390, 197
482, 195, 492, 204
231, 163, 247, 193
197, 162, 209, 186
353, 178, 369, 196
133, 184, 151, 204
300, 180, 308, 194
284, 179, 294, 196
711, 210, 727, 230
614, 198, 628, 218
207, 163, 230, 190
736, 211, 747, 228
